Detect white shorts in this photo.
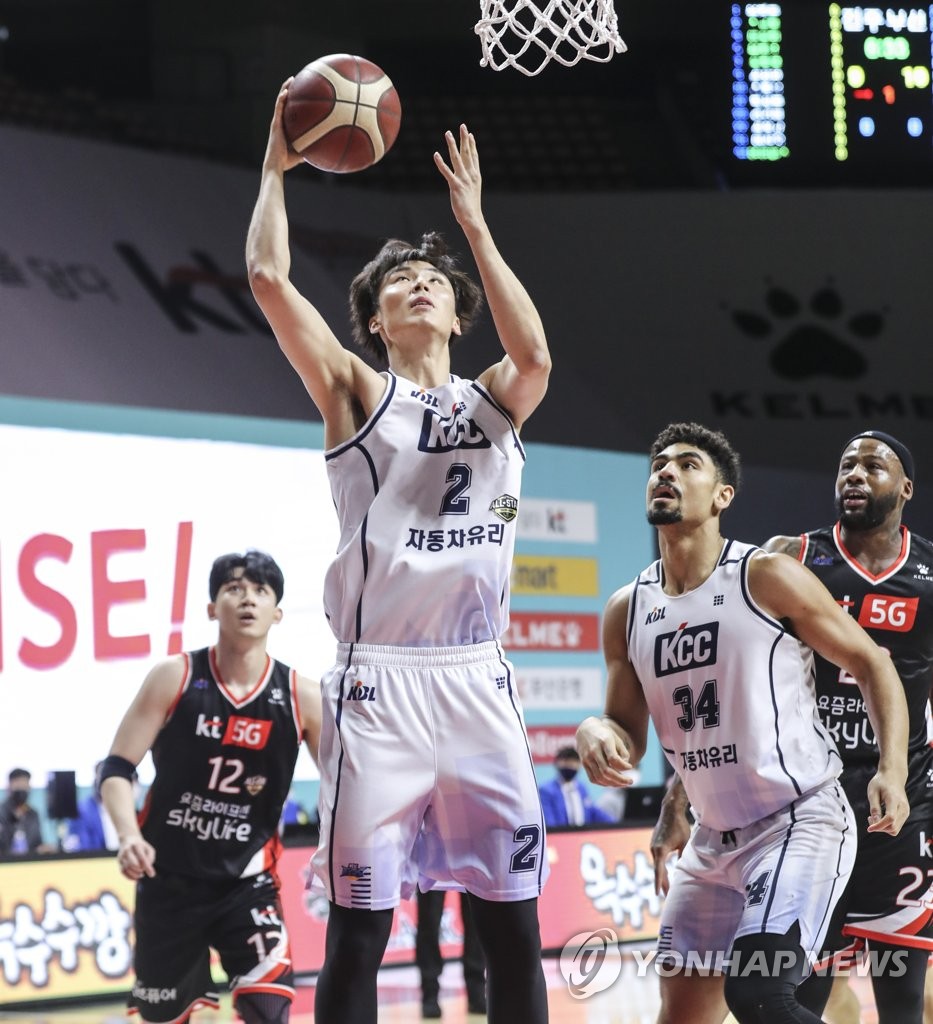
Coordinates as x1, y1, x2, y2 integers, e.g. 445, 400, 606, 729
309, 641, 548, 910
658, 780, 856, 971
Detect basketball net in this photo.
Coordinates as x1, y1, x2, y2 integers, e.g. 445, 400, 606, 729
475, 0, 627, 76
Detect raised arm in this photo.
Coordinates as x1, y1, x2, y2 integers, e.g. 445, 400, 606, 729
748, 551, 909, 834
100, 657, 186, 879
245, 80, 384, 446
577, 585, 650, 787
435, 125, 551, 428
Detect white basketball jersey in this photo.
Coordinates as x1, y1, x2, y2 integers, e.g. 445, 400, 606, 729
322, 372, 525, 645
627, 539, 841, 831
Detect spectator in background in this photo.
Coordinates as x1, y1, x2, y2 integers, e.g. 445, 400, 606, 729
538, 746, 614, 827
63, 760, 138, 853
0, 768, 53, 854
280, 788, 311, 828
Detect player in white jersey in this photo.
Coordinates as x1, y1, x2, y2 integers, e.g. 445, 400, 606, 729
576, 422, 910, 1024
247, 83, 552, 1024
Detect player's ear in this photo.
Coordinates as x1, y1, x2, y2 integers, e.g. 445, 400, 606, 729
273, 606, 283, 625
714, 483, 735, 513
902, 477, 913, 502
451, 316, 461, 337
207, 601, 217, 621
369, 319, 381, 334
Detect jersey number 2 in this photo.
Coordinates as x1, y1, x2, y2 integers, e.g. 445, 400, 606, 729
439, 463, 471, 515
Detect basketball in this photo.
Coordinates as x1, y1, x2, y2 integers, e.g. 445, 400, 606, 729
283, 54, 401, 173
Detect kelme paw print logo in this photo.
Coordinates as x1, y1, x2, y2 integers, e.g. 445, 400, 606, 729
731, 283, 885, 381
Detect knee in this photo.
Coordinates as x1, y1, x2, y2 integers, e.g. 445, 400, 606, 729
723, 974, 796, 1023
325, 904, 393, 969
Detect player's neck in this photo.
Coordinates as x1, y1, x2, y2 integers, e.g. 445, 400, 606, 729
838, 518, 905, 572
657, 525, 725, 596
387, 337, 451, 389
212, 638, 270, 693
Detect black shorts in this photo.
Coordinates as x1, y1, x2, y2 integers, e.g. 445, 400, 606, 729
824, 752, 933, 952
129, 870, 294, 1023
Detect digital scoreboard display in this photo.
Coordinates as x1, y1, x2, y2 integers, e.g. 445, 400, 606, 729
730, 3, 933, 175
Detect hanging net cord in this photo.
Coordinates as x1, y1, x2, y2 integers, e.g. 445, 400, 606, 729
476, 0, 628, 76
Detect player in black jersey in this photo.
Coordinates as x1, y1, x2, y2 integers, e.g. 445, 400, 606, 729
99, 551, 321, 1024
765, 431, 933, 1024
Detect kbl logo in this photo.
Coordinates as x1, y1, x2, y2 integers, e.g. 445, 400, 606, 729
347, 682, 377, 702
653, 622, 719, 677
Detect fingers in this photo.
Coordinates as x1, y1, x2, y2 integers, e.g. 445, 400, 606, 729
118, 841, 156, 880
867, 803, 908, 835
581, 748, 634, 787
434, 124, 478, 181
652, 856, 670, 897
866, 782, 909, 836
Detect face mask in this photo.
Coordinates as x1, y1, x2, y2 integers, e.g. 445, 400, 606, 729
557, 767, 578, 783
10, 789, 28, 807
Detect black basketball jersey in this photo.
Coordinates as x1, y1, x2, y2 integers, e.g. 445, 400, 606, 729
139, 647, 301, 880
800, 524, 933, 766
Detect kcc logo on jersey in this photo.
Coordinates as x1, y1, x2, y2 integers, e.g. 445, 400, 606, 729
418, 407, 491, 452
654, 622, 719, 677
222, 716, 273, 749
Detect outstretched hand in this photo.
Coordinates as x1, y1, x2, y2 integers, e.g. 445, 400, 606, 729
264, 79, 306, 174
434, 124, 485, 233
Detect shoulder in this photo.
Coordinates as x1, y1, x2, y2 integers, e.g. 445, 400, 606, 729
604, 582, 636, 620
139, 654, 189, 703
745, 548, 814, 602
762, 534, 804, 558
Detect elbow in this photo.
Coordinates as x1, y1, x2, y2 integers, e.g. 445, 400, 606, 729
246, 261, 287, 301
521, 343, 552, 380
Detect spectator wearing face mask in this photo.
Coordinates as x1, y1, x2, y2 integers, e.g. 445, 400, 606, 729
0, 768, 52, 855
537, 746, 615, 828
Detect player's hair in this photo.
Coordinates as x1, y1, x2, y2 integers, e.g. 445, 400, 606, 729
650, 422, 742, 491
209, 550, 285, 605
555, 746, 580, 761
348, 232, 485, 366
7, 768, 30, 784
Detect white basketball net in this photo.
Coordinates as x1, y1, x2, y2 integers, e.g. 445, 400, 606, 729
476, 0, 627, 76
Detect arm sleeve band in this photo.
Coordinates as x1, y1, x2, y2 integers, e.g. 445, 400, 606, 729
99, 754, 137, 783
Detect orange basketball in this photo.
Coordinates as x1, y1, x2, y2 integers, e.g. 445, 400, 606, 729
283, 54, 402, 173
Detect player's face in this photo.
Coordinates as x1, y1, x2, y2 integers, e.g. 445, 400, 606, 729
646, 443, 731, 526
208, 569, 282, 637
834, 438, 910, 531
373, 261, 460, 344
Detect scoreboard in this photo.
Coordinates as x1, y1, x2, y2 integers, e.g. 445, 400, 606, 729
729, 3, 933, 177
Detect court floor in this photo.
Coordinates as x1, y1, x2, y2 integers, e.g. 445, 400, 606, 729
0, 956, 882, 1024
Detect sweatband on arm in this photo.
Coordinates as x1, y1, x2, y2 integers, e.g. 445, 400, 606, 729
99, 754, 137, 783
